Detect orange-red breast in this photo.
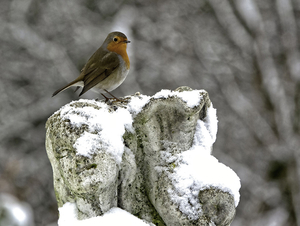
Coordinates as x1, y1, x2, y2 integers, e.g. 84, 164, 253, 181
52, 31, 130, 99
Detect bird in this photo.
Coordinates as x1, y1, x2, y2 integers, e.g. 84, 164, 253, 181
52, 31, 130, 100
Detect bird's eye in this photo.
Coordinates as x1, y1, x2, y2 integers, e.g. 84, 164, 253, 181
113, 37, 118, 42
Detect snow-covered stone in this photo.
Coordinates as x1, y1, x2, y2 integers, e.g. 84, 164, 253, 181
45, 86, 240, 226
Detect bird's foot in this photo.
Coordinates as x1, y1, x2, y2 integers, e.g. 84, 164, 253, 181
101, 93, 122, 104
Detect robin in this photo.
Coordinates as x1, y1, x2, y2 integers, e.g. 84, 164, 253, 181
52, 31, 130, 100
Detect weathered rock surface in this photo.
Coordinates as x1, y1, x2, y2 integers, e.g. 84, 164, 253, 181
45, 87, 239, 226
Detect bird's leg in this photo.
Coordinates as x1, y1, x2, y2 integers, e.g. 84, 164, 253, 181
101, 93, 111, 102
104, 89, 121, 101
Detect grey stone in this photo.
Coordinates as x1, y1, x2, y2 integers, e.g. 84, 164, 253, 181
199, 189, 236, 226
45, 87, 237, 225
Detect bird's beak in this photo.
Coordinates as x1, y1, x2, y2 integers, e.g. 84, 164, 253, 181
124, 40, 131, 43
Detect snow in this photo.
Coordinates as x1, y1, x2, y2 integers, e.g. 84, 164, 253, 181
169, 148, 241, 220
59, 100, 133, 164
73, 132, 101, 158
126, 94, 151, 117
165, 104, 241, 220
12, 206, 27, 224
127, 89, 203, 116
203, 105, 218, 143
0, 193, 34, 226
153, 89, 204, 108
58, 202, 151, 226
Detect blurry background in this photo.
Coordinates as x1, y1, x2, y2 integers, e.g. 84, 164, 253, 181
1, 0, 300, 225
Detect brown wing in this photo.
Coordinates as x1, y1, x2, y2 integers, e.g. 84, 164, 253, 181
79, 51, 120, 96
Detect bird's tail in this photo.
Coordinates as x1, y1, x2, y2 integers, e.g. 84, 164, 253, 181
52, 79, 84, 97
